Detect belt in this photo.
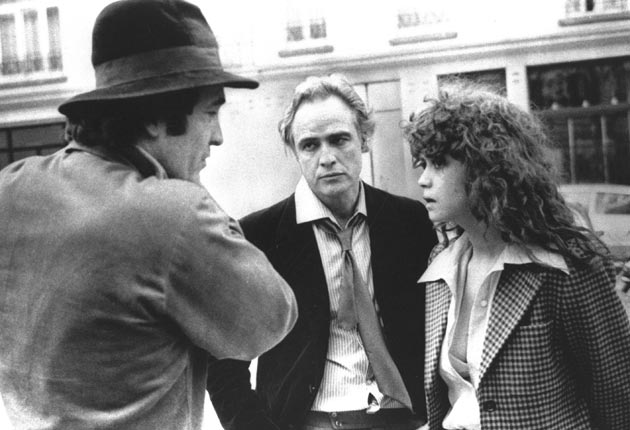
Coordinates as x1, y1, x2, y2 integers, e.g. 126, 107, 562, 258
304, 409, 425, 429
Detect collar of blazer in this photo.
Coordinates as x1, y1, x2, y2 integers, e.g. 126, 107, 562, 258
424, 260, 569, 387
268, 182, 398, 312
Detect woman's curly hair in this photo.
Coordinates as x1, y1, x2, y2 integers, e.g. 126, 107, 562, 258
403, 79, 605, 263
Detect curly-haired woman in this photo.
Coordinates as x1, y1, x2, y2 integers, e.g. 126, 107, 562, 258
404, 80, 630, 430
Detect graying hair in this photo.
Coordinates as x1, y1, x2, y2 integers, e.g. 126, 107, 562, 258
278, 74, 375, 152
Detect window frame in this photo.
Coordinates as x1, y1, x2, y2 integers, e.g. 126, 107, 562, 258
0, 0, 64, 87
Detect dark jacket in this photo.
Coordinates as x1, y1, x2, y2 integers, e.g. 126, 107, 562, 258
207, 183, 437, 430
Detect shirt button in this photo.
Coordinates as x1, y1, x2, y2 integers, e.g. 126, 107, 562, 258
480, 299, 488, 307
308, 384, 317, 394
331, 412, 337, 418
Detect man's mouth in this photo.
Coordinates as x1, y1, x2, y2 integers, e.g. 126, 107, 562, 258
320, 173, 343, 179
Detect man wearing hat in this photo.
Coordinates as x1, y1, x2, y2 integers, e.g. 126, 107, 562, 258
0, 1, 297, 429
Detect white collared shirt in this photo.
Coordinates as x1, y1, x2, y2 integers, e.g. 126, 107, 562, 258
295, 178, 404, 411
419, 233, 569, 430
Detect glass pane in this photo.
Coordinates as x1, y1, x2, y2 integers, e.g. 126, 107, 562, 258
543, 115, 572, 182
286, 22, 303, 42
595, 192, 630, 214
605, 112, 630, 184
309, 17, 326, 39
573, 116, 605, 182
438, 69, 507, 95
12, 123, 65, 149
398, 10, 420, 28
528, 57, 630, 110
0, 14, 19, 74
23, 9, 42, 72
47, 7, 62, 71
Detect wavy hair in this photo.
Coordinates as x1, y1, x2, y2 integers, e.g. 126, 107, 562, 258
403, 79, 604, 263
278, 74, 375, 152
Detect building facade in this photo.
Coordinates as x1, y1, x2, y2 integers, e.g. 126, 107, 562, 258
1, 1, 629, 428
1, 0, 629, 219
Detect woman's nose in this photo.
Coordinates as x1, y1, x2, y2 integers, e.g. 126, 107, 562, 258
417, 169, 430, 188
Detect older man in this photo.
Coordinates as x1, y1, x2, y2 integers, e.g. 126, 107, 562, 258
208, 75, 436, 430
0, 1, 297, 429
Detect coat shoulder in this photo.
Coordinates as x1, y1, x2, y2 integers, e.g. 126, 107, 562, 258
239, 195, 294, 247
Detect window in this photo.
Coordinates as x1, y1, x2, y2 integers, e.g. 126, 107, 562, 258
0, 120, 65, 169
278, 0, 332, 58
561, 0, 629, 24
529, 57, 630, 185
438, 69, 507, 95
0, 0, 63, 85
596, 192, 630, 214
390, 0, 456, 46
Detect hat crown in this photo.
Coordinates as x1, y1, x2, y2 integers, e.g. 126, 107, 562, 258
58, 0, 258, 116
91, 0, 217, 66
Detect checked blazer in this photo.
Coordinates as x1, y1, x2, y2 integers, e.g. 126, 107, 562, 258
207, 183, 437, 430
423, 237, 630, 430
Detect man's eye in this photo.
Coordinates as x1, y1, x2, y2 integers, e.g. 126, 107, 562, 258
331, 136, 349, 145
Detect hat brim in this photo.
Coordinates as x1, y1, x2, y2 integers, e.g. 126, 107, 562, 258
58, 69, 258, 116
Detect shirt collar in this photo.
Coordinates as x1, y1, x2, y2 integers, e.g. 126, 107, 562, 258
66, 141, 168, 179
294, 176, 367, 227
418, 232, 570, 287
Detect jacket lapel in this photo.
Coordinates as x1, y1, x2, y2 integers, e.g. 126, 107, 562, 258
267, 196, 330, 325
424, 280, 451, 394
478, 266, 543, 381
364, 184, 391, 298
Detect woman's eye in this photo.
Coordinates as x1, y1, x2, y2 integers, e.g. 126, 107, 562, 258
414, 158, 427, 169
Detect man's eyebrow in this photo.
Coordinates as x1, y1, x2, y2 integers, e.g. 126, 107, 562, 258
328, 131, 352, 139
297, 136, 318, 145
212, 96, 226, 107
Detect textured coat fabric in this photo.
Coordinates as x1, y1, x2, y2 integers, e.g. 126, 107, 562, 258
424, 238, 630, 430
207, 184, 437, 430
0, 143, 297, 430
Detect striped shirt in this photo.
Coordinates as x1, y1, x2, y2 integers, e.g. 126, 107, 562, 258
294, 178, 404, 412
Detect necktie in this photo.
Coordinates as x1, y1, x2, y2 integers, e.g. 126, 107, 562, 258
321, 218, 413, 410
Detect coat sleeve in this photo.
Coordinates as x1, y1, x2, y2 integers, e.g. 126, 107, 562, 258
560, 253, 630, 429
163, 192, 297, 361
206, 204, 287, 430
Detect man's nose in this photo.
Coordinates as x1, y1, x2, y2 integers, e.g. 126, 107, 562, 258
319, 143, 337, 165
209, 121, 223, 147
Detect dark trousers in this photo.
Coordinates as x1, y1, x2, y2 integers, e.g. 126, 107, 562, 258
301, 409, 426, 430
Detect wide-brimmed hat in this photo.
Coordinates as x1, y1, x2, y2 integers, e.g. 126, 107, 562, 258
58, 0, 258, 116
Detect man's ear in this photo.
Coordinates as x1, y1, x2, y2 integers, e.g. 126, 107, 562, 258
144, 120, 162, 139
